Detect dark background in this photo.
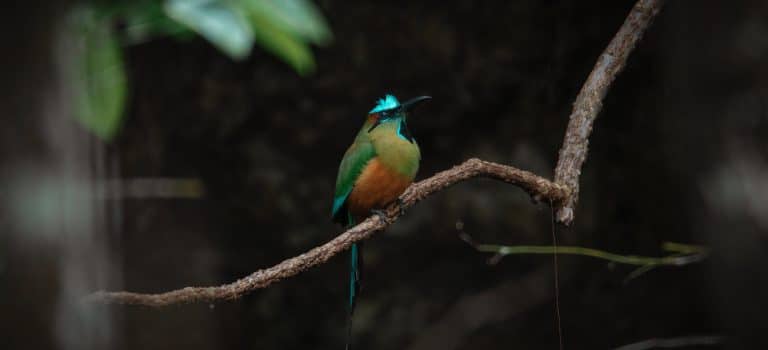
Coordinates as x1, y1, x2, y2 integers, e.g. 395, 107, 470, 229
3, 0, 768, 349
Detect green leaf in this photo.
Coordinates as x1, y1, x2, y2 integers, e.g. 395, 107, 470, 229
240, 0, 332, 45
119, 0, 194, 45
164, 0, 255, 60
70, 7, 127, 141
248, 10, 316, 75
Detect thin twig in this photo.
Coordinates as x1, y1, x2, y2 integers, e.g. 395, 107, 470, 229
463, 235, 709, 282
554, 0, 666, 225
472, 243, 709, 266
86, 159, 568, 306
86, 0, 669, 306
549, 204, 564, 350
613, 335, 724, 350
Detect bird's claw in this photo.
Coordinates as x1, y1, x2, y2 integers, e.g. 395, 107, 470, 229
371, 209, 391, 224
395, 198, 406, 217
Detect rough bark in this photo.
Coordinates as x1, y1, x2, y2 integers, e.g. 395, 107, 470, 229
86, 0, 667, 306
87, 159, 567, 306
553, 0, 665, 224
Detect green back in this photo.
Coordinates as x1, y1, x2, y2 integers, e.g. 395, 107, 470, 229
332, 133, 376, 226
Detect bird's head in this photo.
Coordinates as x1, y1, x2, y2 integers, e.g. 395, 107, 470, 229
364, 94, 431, 139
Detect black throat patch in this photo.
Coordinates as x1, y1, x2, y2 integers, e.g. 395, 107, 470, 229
397, 119, 415, 143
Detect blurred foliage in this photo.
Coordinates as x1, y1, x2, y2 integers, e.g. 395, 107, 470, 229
69, 6, 127, 141
70, 0, 332, 141
164, 0, 256, 59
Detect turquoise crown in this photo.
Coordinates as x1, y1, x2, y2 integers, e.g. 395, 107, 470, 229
369, 94, 400, 113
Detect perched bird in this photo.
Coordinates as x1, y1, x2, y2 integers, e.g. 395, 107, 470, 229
332, 94, 431, 348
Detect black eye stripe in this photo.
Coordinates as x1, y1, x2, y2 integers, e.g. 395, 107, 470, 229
367, 109, 403, 133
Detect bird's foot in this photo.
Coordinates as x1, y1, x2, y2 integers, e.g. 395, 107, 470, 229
395, 198, 406, 217
371, 209, 391, 224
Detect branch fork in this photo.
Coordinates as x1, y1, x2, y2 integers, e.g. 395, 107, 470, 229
87, 0, 666, 307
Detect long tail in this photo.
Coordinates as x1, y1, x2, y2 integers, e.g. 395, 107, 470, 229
345, 242, 363, 350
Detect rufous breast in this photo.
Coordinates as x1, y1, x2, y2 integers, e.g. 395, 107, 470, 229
346, 157, 412, 220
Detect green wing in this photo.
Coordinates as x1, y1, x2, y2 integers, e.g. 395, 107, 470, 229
332, 139, 376, 225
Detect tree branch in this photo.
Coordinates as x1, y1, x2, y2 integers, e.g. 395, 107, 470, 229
462, 234, 709, 282
553, 0, 665, 225
467, 237, 709, 268
87, 0, 668, 306
613, 335, 724, 350
87, 158, 568, 306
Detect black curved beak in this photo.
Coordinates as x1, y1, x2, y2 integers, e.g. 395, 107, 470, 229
400, 96, 432, 112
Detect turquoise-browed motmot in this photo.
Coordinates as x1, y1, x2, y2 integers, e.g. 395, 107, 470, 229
331, 94, 430, 348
